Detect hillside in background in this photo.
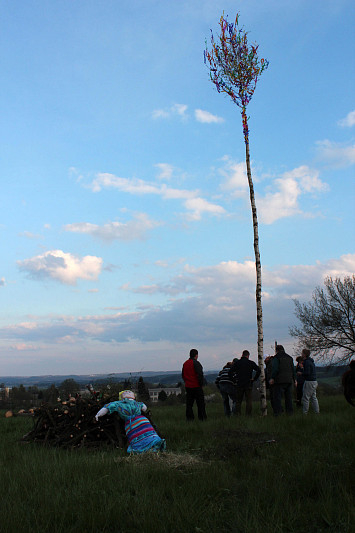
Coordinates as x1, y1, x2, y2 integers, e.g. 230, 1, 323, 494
0, 366, 348, 388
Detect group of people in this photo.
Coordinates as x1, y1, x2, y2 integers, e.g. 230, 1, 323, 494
182, 345, 321, 420
93, 348, 353, 454
264, 345, 319, 416
214, 350, 260, 417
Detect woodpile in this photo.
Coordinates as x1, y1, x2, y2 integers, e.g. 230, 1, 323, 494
21, 396, 127, 449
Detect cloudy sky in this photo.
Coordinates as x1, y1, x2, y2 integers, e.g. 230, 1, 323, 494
1, 0, 354, 376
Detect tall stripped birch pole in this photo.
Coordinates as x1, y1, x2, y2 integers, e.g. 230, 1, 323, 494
205, 13, 269, 415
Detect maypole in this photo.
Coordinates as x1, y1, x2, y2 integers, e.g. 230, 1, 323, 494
205, 13, 269, 415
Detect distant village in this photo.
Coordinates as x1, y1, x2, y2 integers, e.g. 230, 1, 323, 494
0, 365, 346, 411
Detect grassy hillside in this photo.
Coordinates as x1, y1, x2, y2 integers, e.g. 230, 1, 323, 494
0, 394, 354, 533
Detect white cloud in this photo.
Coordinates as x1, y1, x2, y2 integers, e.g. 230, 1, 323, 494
151, 105, 224, 124
172, 103, 188, 118
155, 163, 174, 180
89, 172, 225, 220
19, 231, 43, 240
6, 254, 355, 351
316, 140, 355, 167
17, 250, 103, 285
152, 103, 188, 120
338, 110, 355, 128
0, 277, 5, 287
195, 109, 224, 124
220, 158, 248, 197
151, 109, 169, 119
184, 197, 226, 220
64, 213, 160, 242
90, 173, 159, 194
258, 166, 328, 224
11, 343, 36, 351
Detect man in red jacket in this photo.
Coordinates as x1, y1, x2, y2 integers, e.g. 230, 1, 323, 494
182, 348, 207, 421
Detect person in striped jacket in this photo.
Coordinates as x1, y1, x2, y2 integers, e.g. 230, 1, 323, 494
215, 362, 237, 416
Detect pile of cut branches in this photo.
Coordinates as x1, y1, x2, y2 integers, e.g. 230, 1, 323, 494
22, 396, 127, 449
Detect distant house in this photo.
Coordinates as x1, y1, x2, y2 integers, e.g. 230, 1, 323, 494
0, 386, 10, 400
148, 387, 181, 402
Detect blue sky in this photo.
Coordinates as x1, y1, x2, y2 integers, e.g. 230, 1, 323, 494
1, 0, 354, 376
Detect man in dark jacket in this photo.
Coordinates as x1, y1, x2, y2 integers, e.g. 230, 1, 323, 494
295, 356, 305, 407
229, 350, 260, 416
264, 355, 275, 411
342, 360, 355, 406
269, 345, 296, 416
301, 348, 320, 414
182, 348, 207, 421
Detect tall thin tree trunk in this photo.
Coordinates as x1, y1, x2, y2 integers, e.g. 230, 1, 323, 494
244, 135, 267, 416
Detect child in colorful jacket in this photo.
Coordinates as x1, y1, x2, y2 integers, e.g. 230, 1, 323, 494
95, 390, 166, 454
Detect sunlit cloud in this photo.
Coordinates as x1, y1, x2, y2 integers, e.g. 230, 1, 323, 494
64, 213, 160, 242
257, 166, 328, 224
155, 163, 174, 180
195, 109, 224, 124
89, 173, 225, 221
11, 343, 36, 351
316, 140, 355, 167
17, 250, 103, 285
338, 110, 355, 128
184, 197, 226, 221
152, 103, 188, 120
0, 277, 5, 287
19, 231, 44, 240
4, 254, 354, 348
152, 105, 224, 124
220, 157, 248, 198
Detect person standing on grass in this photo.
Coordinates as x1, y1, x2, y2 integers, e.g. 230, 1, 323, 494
264, 355, 275, 411
215, 362, 237, 416
295, 356, 305, 407
229, 350, 260, 416
182, 348, 207, 421
269, 345, 296, 416
341, 359, 355, 406
301, 348, 320, 414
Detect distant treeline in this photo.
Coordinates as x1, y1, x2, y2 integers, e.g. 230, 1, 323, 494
0, 365, 348, 389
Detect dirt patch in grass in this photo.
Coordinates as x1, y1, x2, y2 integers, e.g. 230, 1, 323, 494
113, 451, 205, 469
202, 428, 276, 460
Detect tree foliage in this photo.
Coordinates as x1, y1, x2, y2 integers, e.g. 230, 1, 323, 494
137, 376, 150, 403
58, 378, 80, 398
158, 390, 168, 402
290, 275, 355, 364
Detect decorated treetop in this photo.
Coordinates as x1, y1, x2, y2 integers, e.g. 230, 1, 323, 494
204, 13, 269, 142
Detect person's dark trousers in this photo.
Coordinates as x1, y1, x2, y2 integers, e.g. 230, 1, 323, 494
185, 387, 207, 421
219, 383, 237, 416
296, 382, 304, 406
273, 383, 294, 416
235, 386, 253, 416
269, 385, 275, 411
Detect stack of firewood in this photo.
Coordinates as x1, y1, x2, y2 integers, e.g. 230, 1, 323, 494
21, 396, 127, 449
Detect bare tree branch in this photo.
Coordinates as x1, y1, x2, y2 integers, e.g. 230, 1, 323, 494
290, 275, 355, 364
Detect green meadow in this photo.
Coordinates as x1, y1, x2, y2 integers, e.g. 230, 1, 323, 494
1, 395, 354, 533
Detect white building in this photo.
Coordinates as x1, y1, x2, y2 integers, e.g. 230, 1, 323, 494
148, 387, 181, 402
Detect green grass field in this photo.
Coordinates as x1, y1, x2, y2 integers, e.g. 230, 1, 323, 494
1, 395, 354, 533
